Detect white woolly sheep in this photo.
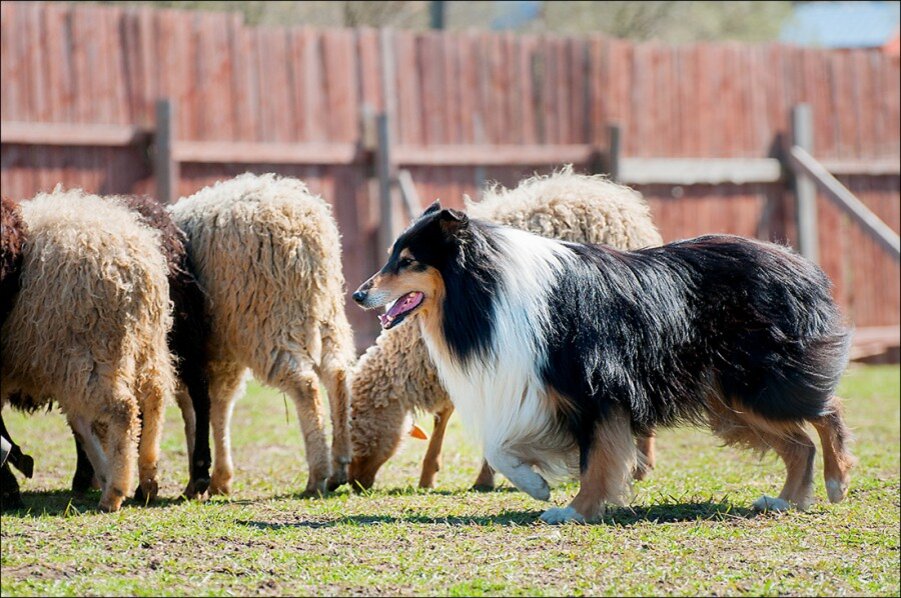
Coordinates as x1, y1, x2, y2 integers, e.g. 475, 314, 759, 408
168, 173, 356, 496
349, 168, 664, 491
1, 189, 176, 512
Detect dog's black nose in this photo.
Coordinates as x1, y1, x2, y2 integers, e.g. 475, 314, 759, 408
352, 289, 368, 304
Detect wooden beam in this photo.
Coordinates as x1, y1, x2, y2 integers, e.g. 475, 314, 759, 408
0, 121, 151, 146
172, 140, 361, 164
154, 99, 178, 205
819, 158, 901, 176
606, 124, 621, 182
396, 169, 421, 222
791, 104, 819, 263
375, 112, 398, 253
790, 145, 900, 261
392, 143, 596, 166
617, 157, 783, 185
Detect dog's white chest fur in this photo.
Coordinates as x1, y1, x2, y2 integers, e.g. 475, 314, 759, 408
419, 229, 578, 484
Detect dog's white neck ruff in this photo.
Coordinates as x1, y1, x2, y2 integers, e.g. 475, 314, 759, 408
419, 227, 578, 483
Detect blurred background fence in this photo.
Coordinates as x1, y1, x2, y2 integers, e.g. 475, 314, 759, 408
1, 2, 899, 352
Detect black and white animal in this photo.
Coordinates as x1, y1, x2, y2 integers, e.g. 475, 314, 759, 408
352, 201, 855, 524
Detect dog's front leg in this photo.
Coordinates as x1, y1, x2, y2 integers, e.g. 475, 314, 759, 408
541, 407, 635, 524
484, 446, 550, 501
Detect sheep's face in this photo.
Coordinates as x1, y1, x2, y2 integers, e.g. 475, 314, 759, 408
347, 394, 409, 492
352, 201, 461, 331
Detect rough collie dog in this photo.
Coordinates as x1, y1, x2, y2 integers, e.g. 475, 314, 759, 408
353, 201, 854, 524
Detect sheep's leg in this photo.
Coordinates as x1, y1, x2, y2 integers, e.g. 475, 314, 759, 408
285, 371, 332, 497
632, 433, 656, 481
176, 377, 212, 499
71, 434, 99, 494
208, 362, 246, 496
419, 404, 454, 489
321, 364, 351, 491
135, 377, 166, 505
471, 460, 496, 491
1, 462, 24, 510
0, 413, 33, 478
68, 415, 109, 488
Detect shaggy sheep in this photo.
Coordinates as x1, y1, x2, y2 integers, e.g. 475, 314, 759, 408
349, 169, 664, 491
0, 189, 176, 512
168, 173, 356, 496
65, 195, 215, 499
0, 197, 34, 509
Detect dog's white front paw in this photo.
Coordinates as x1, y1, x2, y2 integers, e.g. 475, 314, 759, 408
752, 495, 791, 512
520, 475, 551, 501
539, 506, 586, 525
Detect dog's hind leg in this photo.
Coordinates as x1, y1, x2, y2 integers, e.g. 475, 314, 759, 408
485, 446, 550, 501
810, 396, 855, 503
541, 407, 635, 524
419, 404, 453, 489
751, 428, 817, 512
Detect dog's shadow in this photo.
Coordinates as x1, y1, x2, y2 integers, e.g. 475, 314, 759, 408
236, 500, 759, 530
2, 489, 189, 518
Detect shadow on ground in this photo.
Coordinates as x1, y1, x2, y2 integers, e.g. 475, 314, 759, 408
236, 499, 759, 530
2, 489, 188, 517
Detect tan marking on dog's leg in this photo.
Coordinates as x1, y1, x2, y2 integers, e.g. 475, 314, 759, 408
811, 396, 855, 503
542, 407, 636, 524
633, 434, 655, 481
208, 362, 245, 496
749, 429, 816, 512
419, 404, 454, 489
286, 372, 332, 496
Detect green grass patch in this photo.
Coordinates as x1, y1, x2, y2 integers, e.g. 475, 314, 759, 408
2, 365, 899, 595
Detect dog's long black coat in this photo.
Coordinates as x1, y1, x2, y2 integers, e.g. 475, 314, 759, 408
400, 211, 850, 469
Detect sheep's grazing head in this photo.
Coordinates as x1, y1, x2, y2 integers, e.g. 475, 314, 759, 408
347, 379, 412, 492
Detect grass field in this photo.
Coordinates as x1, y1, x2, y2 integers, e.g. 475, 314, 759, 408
1, 364, 898, 596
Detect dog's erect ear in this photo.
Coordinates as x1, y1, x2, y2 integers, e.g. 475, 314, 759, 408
421, 200, 442, 218
438, 208, 468, 235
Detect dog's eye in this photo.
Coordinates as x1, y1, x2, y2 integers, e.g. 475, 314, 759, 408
398, 257, 414, 268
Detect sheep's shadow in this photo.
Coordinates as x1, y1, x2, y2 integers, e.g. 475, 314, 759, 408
2, 489, 187, 518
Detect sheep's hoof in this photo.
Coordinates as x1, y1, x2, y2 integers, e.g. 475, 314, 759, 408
471, 483, 497, 492
135, 479, 159, 505
326, 470, 348, 492
209, 472, 232, 496
632, 462, 652, 481
184, 476, 211, 499
301, 477, 328, 498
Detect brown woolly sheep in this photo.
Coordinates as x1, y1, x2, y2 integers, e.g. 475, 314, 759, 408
65, 195, 215, 499
168, 173, 356, 496
349, 169, 664, 492
0, 189, 176, 512
0, 197, 34, 509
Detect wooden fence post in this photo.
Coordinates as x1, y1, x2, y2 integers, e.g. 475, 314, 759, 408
791, 104, 819, 263
606, 123, 621, 182
375, 112, 398, 253
155, 99, 178, 204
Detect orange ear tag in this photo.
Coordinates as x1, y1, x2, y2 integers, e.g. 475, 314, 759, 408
410, 424, 429, 440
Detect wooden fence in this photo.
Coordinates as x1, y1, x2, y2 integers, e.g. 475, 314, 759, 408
2, 2, 899, 350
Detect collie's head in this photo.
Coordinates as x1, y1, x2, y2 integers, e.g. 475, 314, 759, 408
353, 200, 469, 330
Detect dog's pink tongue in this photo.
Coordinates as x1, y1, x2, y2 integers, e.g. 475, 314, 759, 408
378, 292, 423, 328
